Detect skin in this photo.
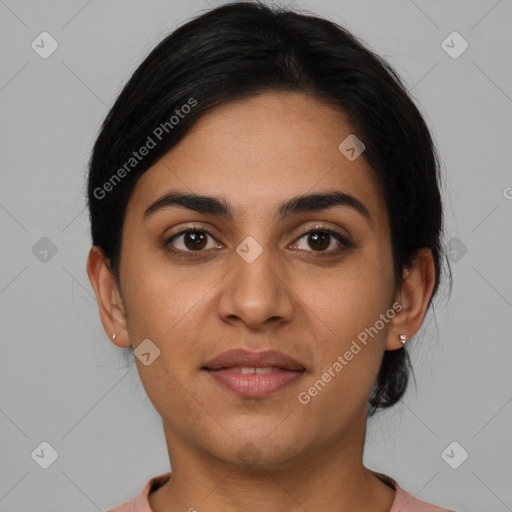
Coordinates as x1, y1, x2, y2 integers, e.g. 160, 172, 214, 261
88, 91, 435, 512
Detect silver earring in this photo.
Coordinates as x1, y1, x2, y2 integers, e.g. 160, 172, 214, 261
112, 332, 117, 340
399, 334, 407, 345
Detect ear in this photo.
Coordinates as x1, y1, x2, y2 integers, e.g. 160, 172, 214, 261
385, 248, 436, 350
86, 246, 131, 348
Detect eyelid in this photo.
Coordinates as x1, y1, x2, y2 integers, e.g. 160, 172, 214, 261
294, 223, 351, 244
163, 223, 224, 252
163, 222, 352, 254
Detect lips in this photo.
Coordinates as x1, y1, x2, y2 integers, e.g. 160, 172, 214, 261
202, 348, 305, 371
202, 349, 305, 398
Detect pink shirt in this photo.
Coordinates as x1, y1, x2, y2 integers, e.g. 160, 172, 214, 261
107, 471, 454, 511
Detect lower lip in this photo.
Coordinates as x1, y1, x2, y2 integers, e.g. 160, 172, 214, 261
204, 368, 305, 398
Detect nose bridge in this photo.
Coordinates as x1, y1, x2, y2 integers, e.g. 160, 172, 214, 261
217, 236, 294, 327
236, 239, 277, 289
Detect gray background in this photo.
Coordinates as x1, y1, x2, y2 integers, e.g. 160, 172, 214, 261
1, 0, 511, 511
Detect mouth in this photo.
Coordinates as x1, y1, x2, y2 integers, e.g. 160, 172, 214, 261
202, 366, 306, 398
202, 348, 306, 398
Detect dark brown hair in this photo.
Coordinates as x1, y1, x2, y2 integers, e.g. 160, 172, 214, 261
87, 1, 449, 416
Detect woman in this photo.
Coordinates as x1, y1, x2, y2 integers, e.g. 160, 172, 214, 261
86, 2, 454, 511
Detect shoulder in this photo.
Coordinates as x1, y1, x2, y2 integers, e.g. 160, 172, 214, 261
371, 470, 455, 512
391, 480, 456, 512
106, 472, 171, 512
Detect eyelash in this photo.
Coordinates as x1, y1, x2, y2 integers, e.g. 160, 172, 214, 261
163, 223, 352, 258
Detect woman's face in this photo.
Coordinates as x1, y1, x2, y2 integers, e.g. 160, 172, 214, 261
111, 92, 402, 468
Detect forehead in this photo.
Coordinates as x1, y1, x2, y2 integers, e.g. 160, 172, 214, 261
125, 91, 387, 225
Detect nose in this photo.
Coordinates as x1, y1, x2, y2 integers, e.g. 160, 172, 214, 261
216, 242, 295, 330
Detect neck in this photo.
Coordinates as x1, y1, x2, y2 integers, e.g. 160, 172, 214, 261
148, 418, 396, 512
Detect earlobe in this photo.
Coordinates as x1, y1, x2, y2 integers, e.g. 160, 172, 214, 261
86, 246, 131, 348
385, 248, 436, 351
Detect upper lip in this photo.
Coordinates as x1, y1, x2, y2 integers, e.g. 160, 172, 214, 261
203, 349, 305, 371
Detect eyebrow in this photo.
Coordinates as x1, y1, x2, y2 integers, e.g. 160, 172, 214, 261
143, 190, 372, 224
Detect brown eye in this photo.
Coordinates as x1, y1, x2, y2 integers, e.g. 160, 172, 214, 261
165, 229, 220, 253
182, 231, 207, 250
292, 228, 352, 254
307, 231, 330, 251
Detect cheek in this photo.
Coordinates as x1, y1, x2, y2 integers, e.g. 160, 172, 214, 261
121, 249, 218, 340
120, 254, 229, 400
294, 271, 391, 421
303, 255, 394, 340
294, 253, 393, 399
